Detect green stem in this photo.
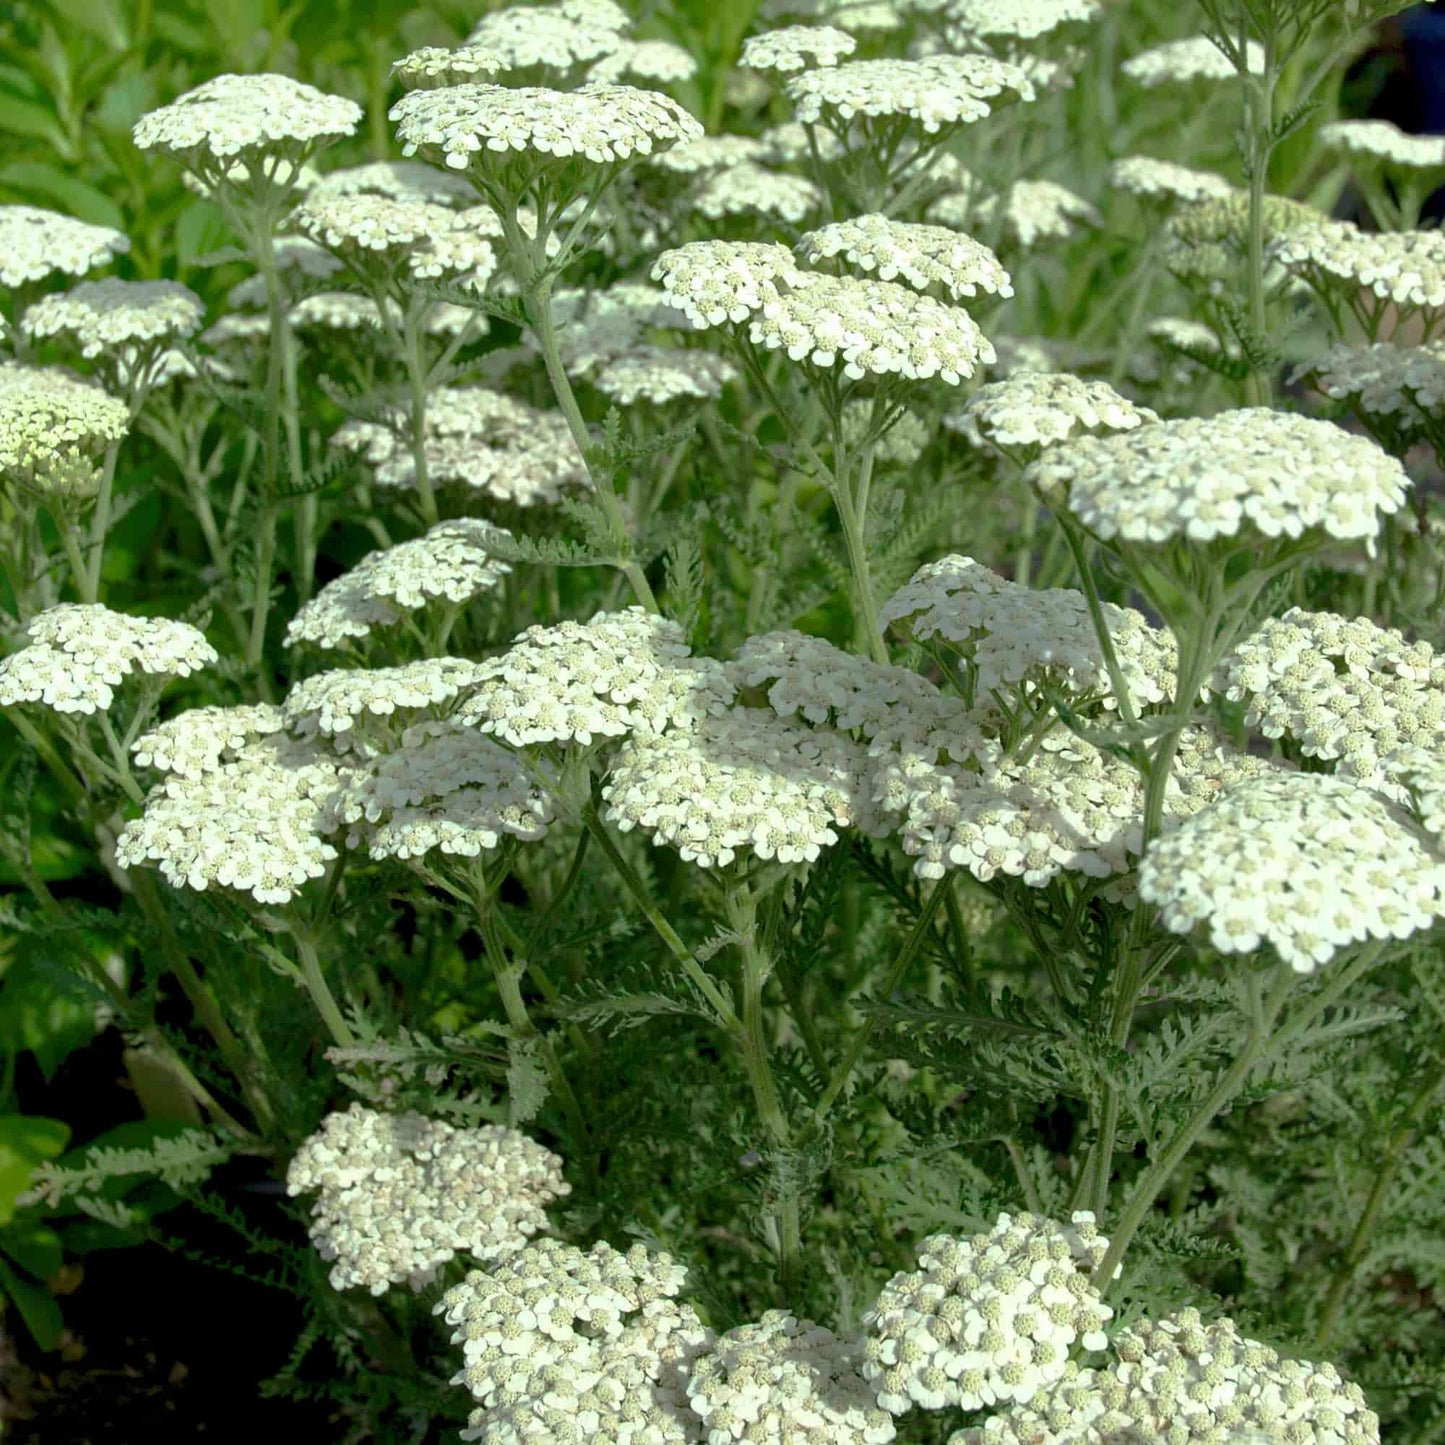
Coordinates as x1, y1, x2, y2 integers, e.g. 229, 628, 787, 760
246, 214, 287, 670
83, 441, 123, 601
1242, 43, 1278, 408
1315, 1053, 1445, 1349
1094, 946, 1383, 1287
815, 882, 946, 1121
292, 931, 355, 1048
403, 308, 439, 529
525, 270, 656, 611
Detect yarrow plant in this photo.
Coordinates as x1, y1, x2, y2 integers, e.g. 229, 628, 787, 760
3, 1, 1444, 1442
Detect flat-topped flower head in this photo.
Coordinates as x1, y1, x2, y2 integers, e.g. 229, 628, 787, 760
760, 119, 847, 165
955, 1307, 1380, 1445
337, 720, 552, 862
390, 83, 704, 193
22, 280, 205, 394
1273, 221, 1445, 328
1320, 117, 1445, 172
1210, 608, 1445, 788
132, 74, 362, 184
285, 519, 512, 650
988, 178, 1100, 248
946, 372, 1156, 454
652, 240, 807, 326
287, 1104, 570, 1295
1138, 771, 1445, 971
798, 214, 1012, 302
603, 706, 877, 868
1107, 155, 1233, 206
391, 45, 510, 91
1027, 408, 1409, 548
0, 363, 130, 499
945, 0, 1102, 42
0, 604, 216, 715
440, 1237, 712, 1443
287, 292, 384, 333
465, 0, 627, 73
591, 345, 737, 405
786, 53, 1035, 135
862, 1212, 1113, 1416
748, 272, 993, 384
648, 133, 771, 177
330, 387, 586, 506
691, 162, 823, 224
283, 657, 486, 749
739, 25, 858, 73
1293, 342, 1445, 450
688, 1311, 896, 1444
0, 205, 129, 290
1383, 746, 1445, 846
1120, 34, 1264, 87
587, 38, 699, 85
115, 733, 348, 903
880, 722, 1268, 885
132, 703, 286, 779
294, 192, 498, 291
456, 608, 733, 747
307, 159, 477, 206
881, 555, 1176, 710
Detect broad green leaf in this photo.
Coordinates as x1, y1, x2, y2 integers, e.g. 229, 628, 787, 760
0, 1258, 64, 1350
0, 1115, 71, 1226
0, 95, 71, 156
0, 1219, 64, 1282
0, 950, 98, 1083
0, 161, 125, 229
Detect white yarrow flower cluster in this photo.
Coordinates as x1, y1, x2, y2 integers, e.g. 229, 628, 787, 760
0, 604, 216, 716
1027, 409, 1409, 546
0, 363, 130, 498
1107, 155, 1233, 205
22, 279, 205, 367
786, 54, 1035, 135
132, 73, 362, 166
307, 159, 478, 206
747, 272, 993, 383
603, 706, 876, 867
687, 1311, 896, 1444
339, 720, 552, 862
1319, 118, 1445, 172
132, 704, 286, 779
862, 1212, 1113, 1417
466, 0, 627, 71
956, 1308, 1380, 1445
691, 162, 824, 224
648, 133, 771, 177
0, 204, 129, 289
440, 1237, 713, 1445
285, 520, 513, 649
945, 372, 1157, 453
799, 213, 1012, 302
1384, 746, 1445, 845
391, 83, 704, 174
283, 657, 486, 747
457, 609, 732, 747
1210, 608, 1445, 788
1272, 220, 1445, 318
1138, 771, 1445, 971
988, 180, 1101, 248
294, 193, 499, 290
881, 555, 1175, 709
114, 733, 348, 903
331, 387, 586, 506
945, 0, 1102, 41
739, 25, 859, 73
591, 345, 738, 405
652, 241, 808, 327
1120, 36, 1263, 88
589, 38, 700, 85
286, 1104, 570, 1295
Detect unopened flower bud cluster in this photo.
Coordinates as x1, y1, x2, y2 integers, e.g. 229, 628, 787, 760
861, 1211, 1113, 1416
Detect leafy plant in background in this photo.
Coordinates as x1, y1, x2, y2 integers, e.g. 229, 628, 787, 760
1, 0, 1444, 1441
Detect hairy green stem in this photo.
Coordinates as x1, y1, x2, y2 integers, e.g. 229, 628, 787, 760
1315, 1053, 1445, 1348
1094, 946, 1384, 1288
292, 931, 355, 1048
815, 882, 946, 1121
83, 441, 123, 601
